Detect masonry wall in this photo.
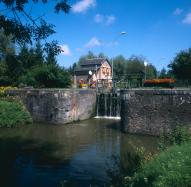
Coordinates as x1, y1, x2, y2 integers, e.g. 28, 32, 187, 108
121, 89, 191, 136
7, 89, 97, 124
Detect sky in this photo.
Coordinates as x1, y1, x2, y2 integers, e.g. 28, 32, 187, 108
11, 0, 191, 70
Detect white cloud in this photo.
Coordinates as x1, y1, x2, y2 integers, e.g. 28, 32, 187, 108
72, 0, 96, 13
105, 15, 116, 25
94, 14, 104, 23
85, 37, 101, 49
77, 37, 120, 52
60, 44, 72, 56
173, 8, 183, 16
94, 14, 116, 25
183, 12, 191, 24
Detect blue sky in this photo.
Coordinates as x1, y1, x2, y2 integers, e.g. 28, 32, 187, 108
12, 0, 191, 70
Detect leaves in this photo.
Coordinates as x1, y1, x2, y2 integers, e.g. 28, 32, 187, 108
168, 48, 191, 84
0, 0, 71, 43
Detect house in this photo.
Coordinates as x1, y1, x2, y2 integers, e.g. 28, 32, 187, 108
74, 58, 112, 88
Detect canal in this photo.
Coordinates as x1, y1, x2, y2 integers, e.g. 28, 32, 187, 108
0, 118, 158, 187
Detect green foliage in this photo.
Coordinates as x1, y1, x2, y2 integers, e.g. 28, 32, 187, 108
77, 51, 97, 66
169, 126, 191, 145
113, 55, 126, 80
126, 143, 191, 187
0, 0, 71, 43
0, 31, 71, 88
158, 126, 191, 151
124, 126, 191, 187
126, 56, 145, 74
0, 98, 32, 127
126, 56, 157, 79
19, 64, 71, 88
159, 68, 170, 78
168, 48, 191, 85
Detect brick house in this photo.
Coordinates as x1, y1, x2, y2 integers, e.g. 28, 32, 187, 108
74, 58, 112, 88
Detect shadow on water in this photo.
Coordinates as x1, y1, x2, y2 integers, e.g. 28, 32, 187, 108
0, 119, 158, 187
0, 136, 71, 187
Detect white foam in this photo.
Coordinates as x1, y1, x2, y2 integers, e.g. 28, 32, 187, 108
94, 116, 121, 120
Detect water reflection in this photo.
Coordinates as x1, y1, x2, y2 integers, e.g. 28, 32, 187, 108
0, 119, 158, 187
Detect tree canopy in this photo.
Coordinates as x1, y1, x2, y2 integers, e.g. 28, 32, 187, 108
0, 0, 71, 43
0, 31, 71, 87
168, 48, 191, 84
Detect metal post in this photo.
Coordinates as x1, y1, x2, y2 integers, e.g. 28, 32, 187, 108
111, 57, 113, 88
74, 74, 77, 88
96, 65, 98, 92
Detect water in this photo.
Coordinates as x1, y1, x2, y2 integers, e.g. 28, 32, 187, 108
96, 93, 121, 118
0, 118, 158, 187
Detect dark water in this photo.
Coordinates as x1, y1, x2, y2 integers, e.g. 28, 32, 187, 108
0, 118, 158, 187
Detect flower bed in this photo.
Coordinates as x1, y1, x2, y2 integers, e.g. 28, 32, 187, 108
144, 78, 175, 88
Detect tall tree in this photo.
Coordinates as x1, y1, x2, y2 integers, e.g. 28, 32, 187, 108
168, 48, 191, 84
0, 29, 15, 60
146, 64, 157, 79
126, 56, 157, 79
113, 55, 126, 80
159, 68, 168, 78
44, 41, 61, 65
126, 56, 145, 74
0, 30, 17, 85
77, 51, 97, 66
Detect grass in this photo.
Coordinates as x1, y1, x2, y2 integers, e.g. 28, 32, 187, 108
127, 143, 191, 187
0, 98, 32, 127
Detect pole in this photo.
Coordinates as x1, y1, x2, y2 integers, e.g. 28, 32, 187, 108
112, 57, 113, 88
111, 32, 127, 89
96, 65, 98, 92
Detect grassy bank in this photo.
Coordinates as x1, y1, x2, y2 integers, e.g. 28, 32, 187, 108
0, 98, 32, 127
124, 127, 191, 187
127, 143, 191, 187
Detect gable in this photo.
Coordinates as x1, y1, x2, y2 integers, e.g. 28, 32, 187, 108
101, 60, 111, 69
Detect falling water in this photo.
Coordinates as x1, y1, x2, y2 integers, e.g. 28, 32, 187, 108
95, 92, 121, 119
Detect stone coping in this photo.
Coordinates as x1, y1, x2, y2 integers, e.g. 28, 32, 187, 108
120, 88, 191, 95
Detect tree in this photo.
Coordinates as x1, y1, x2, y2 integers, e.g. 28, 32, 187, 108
77, 51, 98, 67
0, 0, 71, 43
113, 55, 126, 80
0, 31, 71, 87
146, 64, 157, 79
44, 41, 61, 65
68, 62, 77, 75
159, 68, 169, 78
0, 29, 15, 60
0, 30, 17, 85
168, 48, 191, 84
126, 56, 157, 79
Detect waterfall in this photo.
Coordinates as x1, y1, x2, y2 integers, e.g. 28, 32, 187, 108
95, 92, 121, 119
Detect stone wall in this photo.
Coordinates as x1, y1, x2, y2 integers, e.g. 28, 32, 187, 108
121, 89, 191, 136
7, 89, 96, 124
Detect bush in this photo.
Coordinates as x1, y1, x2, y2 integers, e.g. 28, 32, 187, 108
127, 143, 191, 187
0, 98, 32, 127
18, 64, 71, 88
158, 126, 191, 151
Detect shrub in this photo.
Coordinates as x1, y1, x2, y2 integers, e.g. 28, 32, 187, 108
158, 126, 191, 151
0, 98, 32, 127
169, 125, 191, 145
